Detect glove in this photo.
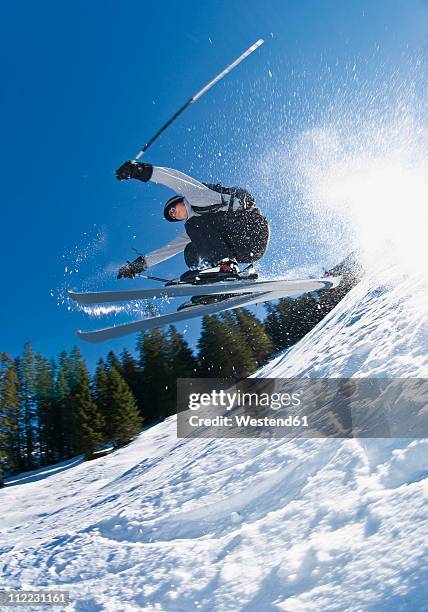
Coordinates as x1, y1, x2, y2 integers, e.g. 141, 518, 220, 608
115, 160, 153, 182
117, 255, 148, 279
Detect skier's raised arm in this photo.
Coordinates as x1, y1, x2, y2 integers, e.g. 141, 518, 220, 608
116, 161, 221, 208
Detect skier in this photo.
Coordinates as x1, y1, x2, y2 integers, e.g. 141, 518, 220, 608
115, 160, 270, 280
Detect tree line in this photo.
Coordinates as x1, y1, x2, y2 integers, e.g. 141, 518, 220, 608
0, 263, 358, 484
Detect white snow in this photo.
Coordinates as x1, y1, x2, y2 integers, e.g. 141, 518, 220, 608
1, 265, 428, 611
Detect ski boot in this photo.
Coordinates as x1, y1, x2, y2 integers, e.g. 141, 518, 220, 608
177, 292, 243, 311
167, 258, 242, 286
175, 260, 256, 311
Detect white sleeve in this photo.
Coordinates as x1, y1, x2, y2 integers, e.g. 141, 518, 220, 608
150, 166, 221, 208
144, 232, 191, 268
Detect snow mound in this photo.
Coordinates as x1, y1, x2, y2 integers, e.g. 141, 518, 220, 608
1, 267, 427, 611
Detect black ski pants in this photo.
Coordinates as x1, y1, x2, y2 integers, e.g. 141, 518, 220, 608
184, 208, 270, 269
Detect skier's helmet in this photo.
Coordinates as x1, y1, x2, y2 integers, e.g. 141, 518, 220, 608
164, 195, 185, 222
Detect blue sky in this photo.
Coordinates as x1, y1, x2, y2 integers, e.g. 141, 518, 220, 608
1, 0, 427, 368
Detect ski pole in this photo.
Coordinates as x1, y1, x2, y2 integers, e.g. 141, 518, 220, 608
134, 38, 264, 160
140, 274, 170, 283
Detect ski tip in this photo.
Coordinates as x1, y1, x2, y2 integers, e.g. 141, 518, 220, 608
75, 329, 99, 344
68, 290, 79, 301
68, 289, 96, 305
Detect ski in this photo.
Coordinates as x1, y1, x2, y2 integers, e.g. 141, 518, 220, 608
69, 277, 340, 306
77, 289, 287, 343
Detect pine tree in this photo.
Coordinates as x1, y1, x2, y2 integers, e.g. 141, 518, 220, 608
198, 315, 257, 379
233, 308, 274, 366
167, 326, 198, 379
58, 350, 72, 381
104, 367, 142, 448
138, 330, 174, 422
264, 303, 284, 351
120, 349, 141, 401
93, 358, 108, 404
93, 358, 110, 440
74, 365, 105, 458
68, 346, 86, 391
0, 352, 12, 384
0, 357, 22, 474
55, 351, 81, 458
197, 316, 220, 376
34, 355, 56, 465
220, 312, 259, 376
54, 365, 71, 459
16, 342, 36, 469
264, 298, 303, 351
165, 326, 198, 418
59, 353, 93, 457
106, 350, 122, 373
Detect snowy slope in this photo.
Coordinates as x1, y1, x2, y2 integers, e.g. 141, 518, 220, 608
1, 267, 428, 612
